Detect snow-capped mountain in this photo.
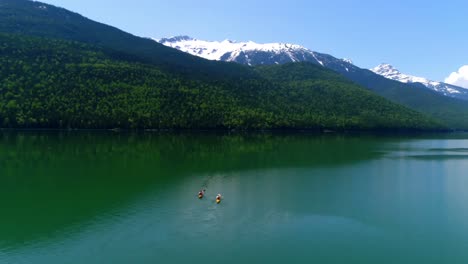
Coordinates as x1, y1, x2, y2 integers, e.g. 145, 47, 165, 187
156, 36, 358, 73
158, 36, 310, 65
371, 63, 468, 100
156, 36, 468, 101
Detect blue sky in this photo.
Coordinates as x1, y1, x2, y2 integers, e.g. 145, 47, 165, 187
41, 0, 467, 84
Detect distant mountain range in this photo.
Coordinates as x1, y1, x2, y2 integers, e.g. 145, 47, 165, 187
158, 35, 358, 73
158, 36, 468, 101
158, 35, 351, 68
158, 36, 468, 129
371, 63, 468, 100
1, 0, 468, 130
0, 0, 445, 131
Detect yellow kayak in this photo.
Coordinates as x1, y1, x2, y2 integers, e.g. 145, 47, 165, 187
198, 194, 203, 199
216, 198, 221, 204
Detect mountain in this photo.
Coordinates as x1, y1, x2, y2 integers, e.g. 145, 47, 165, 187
158, 36, 355, 70
0, 33, 441, 130
158, 36, 468, 129
254, 63, 442, 130
0, 0, 444, 131
371, 64, 468, 100
158, 36, 350, 67
0, 0, 255, 82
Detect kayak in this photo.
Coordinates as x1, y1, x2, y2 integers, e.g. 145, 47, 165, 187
216, 198, 221, 204
198, 194, 203, 199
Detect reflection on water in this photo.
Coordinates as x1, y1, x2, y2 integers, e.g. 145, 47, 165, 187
0, 132, 385, 248
407, 154, 468, 160
1, 132, 468, 263
429, 148, 468, 152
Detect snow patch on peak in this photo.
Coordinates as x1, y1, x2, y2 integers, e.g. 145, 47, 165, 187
310, 52, 323, 66
371, 63, 468, 97
342, 58, 353, 64
156, 36, 311, 62
371, 63, 438, 86
371, 63, 398, 75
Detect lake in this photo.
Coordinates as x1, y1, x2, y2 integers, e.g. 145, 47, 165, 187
1, 131, 468, 263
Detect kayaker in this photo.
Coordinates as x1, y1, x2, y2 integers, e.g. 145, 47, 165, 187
216, 194, 222, 200
198, 189, 205, 197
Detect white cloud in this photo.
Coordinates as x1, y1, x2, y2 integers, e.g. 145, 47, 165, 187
445, 65, 468, 89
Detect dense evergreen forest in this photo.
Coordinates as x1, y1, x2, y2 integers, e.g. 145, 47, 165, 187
0, 0, 254, 82
336, 68, 468, 129
0, 33, 443, 130
255, 63, 443, 130
0, 0, 454, 131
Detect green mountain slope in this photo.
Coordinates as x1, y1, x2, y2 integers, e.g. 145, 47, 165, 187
0, 33, 270, 129
0, 0, 253, 81
254, 63, 443, 130
338, 69, 468, 129
0, 0, 445, 130
0, 33, 442, 130
252, 40, 468, 130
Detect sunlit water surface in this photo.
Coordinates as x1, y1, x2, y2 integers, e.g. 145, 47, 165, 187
1, 132, 468, 263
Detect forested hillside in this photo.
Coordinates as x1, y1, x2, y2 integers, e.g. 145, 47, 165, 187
255, 63, 443, 130
0, 34, 443, 130
338, 68, 468, 129
0, 0, 254, 81
0, 34, 270, 129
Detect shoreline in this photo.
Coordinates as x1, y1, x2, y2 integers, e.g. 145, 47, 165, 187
0, 127, 461, 135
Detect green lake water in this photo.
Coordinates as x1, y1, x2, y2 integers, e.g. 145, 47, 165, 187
1, 131, 468, 263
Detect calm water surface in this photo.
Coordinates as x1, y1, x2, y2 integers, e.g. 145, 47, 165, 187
1, 132, 468, 263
